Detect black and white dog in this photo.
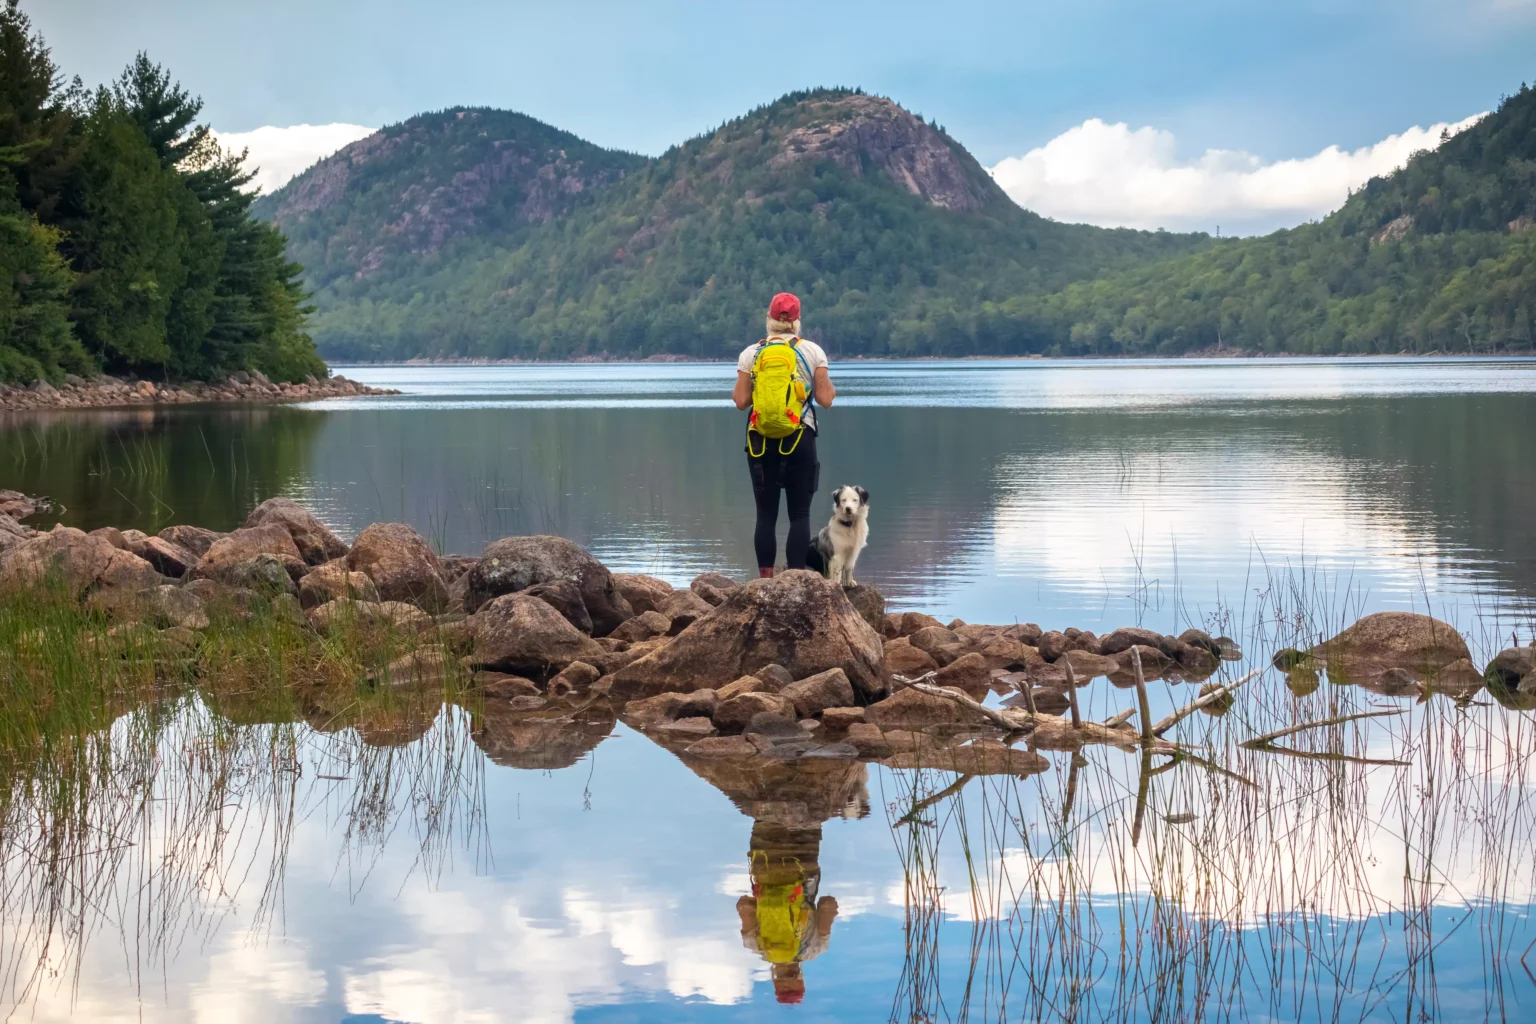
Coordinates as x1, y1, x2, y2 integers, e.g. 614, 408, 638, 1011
808, 485, 869, 586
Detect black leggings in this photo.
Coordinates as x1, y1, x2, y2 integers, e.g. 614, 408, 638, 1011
747, 429, 819, 571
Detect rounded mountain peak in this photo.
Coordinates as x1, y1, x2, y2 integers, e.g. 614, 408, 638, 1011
731, 90, 1008, 213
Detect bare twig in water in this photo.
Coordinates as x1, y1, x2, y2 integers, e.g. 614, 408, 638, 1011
1063, 659, 1082, 729
1241, 708, 1407, 748
1150, 668, 1262, 737
1131, 646, 1154, 742
895, 773, 975, 826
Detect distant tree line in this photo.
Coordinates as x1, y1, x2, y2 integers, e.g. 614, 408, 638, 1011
0, 0, 323, 384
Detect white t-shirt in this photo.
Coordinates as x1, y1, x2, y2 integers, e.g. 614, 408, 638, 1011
737, 336, 829, 433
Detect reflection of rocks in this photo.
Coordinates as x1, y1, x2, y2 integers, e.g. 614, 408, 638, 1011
470, 699, 617, 770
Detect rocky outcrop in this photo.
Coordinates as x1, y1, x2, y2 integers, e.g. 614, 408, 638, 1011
770, 93, 1005, 213
0, 372, 395, 412
464, 535, 631, 634
466, 593, 606, 677
243, 497, 348, 565
120, 531, 199, 578
157, 525, 223, 557
346, 523, 450, 612
607, 571, 886, 701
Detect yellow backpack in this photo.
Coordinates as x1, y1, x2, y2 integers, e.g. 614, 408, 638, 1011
747, 338, 812, 454
754, 882, 808, 964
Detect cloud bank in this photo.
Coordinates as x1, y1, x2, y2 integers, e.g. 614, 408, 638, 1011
211, 123, 376, 195
989, 113, 1485, 235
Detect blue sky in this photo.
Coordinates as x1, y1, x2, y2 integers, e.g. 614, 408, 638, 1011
33, 0, 1536, 233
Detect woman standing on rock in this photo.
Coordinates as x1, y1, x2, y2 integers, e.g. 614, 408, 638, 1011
733, 292, 836, 578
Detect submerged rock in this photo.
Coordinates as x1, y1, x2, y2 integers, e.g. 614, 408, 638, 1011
1310, 612, 1471, 686
347, 523, 450, 612
1486, 647, 1536, 689
608, 571, 886, 701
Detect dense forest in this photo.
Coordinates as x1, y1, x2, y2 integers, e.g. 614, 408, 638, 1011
262, 91, 1211, 361
0, 0, 323, 384
265, 83, 1536, 361
1010, 83, 1536, 356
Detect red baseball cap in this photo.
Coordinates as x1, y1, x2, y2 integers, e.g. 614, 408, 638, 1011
769, 292, 801, 322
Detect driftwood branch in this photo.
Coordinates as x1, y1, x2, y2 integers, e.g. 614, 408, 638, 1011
1131, 647, 1154, 742
1103, 707, 1137, 728
1242, 744, 1410, 767
1150, 668, 1262, 738
910, 682, 1030, 731
1241, 708, 1406, 749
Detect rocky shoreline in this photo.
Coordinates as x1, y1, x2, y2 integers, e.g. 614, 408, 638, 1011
3, 493, 1532, 770
0, 370, 397, 412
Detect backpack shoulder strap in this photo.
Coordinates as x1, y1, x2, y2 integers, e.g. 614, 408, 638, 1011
787, 338, 815, 402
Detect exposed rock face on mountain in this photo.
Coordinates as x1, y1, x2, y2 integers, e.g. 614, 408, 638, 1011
768, 93, 1005, 212
255, 108, 647, 284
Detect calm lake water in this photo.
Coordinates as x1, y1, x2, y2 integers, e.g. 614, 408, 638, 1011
3, 357, 1536, 1022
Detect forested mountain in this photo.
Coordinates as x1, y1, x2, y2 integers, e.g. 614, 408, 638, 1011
0, 1, 322, 384
1009, 84, 1536, 355
266, 90, 1210, 360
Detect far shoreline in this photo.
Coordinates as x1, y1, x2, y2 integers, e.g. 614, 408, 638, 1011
328, 350, 1536, 367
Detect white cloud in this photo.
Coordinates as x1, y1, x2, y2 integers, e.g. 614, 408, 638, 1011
989, 113, 1485, 235
211, 123, 376, 195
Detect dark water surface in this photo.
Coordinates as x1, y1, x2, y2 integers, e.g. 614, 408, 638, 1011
4, 358, 1536, 1022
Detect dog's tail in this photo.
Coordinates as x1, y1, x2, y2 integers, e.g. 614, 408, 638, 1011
805, 542, 827, 577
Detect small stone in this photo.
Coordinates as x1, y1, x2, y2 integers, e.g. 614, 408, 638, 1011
713, 691, 796, 734
477, 672, 540, 698
821, 706, 866, 731
682, 734, 761, 758
658, 716, 717, 738
781, 667, 857, 718
506, 695, 548, 711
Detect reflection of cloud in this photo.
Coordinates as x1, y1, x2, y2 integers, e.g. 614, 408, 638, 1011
191, 938, 326, 1023
990, 115, 1483, 234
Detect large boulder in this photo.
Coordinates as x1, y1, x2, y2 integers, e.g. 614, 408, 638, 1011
346, 523, 450, 612
0, 512, 33, 555
1485, 647, 1536, 689
298, 560, 379, 609
464, 535, 631, 635
467, 593, 606, 678
0, 526, 160, 599
782, 668, 857, 718
612, 573, 675, 615
1099, 627, 1165, 656
843, 584, 886, 635
190, 525, 303, 584
120, 530, 199, 578
1310, 612, 1472, 685
607, 571, 887, 701
156, 524, 223, 557
690, 572, 739, 607
524, 579, 594, 634
210, 553, 299, 597
244, 497, 348, 565
307, 598, 433, 632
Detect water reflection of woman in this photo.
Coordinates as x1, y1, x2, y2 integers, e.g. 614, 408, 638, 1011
735, 820, 839, 1004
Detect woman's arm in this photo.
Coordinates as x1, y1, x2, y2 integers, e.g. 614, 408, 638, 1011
813, 366, 835, 408
733, 371, 752, 410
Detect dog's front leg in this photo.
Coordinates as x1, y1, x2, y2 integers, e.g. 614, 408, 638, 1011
840, 558, 857, 587
827, 554, 845, 584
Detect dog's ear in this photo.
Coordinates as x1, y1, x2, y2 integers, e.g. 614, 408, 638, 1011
856, 486, 869, 506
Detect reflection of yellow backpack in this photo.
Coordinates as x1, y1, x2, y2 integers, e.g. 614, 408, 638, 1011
748, 338, 812, 452
754, 882, 807, 964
